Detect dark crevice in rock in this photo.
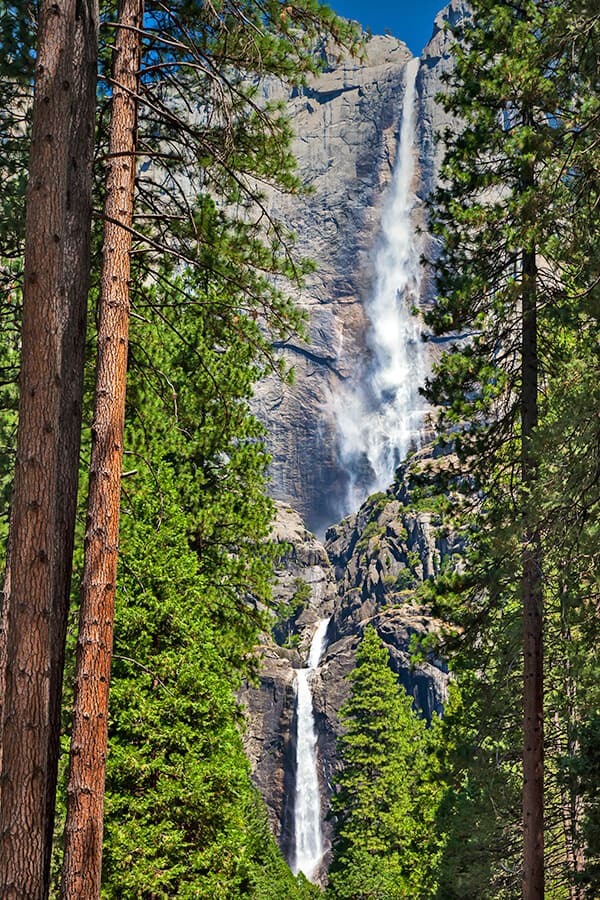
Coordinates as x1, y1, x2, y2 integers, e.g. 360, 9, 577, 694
302, 86, 348, 103
280, 699, 298, 862
271, 341, 347, 380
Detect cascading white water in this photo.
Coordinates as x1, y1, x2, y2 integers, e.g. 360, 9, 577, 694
292, 618, 330, 883
336, 56, 427, 513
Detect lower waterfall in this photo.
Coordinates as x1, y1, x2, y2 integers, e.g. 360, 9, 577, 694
292, 618, 330, 882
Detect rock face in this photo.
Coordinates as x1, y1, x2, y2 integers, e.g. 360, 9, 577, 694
417, 0, 471, 202
240, 646, 298, 854
254, 35, 413, 534
241, 449, 464, 876
253, 1, 469, 534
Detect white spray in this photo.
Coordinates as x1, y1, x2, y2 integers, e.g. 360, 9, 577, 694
292, 618, 330, 883
336, 57, 427, 513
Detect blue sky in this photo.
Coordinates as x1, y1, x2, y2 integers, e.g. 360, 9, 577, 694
329, 1, 446, 55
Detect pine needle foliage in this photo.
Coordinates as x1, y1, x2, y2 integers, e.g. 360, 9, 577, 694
423, 0, 600, 895
98, 277, 313, 897
327, 625, 441, 899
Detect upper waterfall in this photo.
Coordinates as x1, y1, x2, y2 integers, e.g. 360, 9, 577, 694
335, 55, 428, 515
252, 28, 455, 533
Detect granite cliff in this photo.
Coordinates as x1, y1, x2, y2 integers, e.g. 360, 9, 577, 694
253, 0, 469, 534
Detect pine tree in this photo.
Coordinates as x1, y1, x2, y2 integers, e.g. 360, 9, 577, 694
0, 1, 98, 894
327, 625, 440, 900
539, 12, 600, 887
56, 3, 358, 890
426, 0, 600, 895
60, 1, 143, 893
94, 277, 308, 897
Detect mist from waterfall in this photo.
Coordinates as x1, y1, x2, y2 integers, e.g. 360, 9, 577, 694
292, 618, 330, 883
335, 56, 427, 514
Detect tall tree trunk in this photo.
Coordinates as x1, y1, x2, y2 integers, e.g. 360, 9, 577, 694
556, 585, 585, 896
521, 227, 544, 898
0, 0, 98, 895
0, 541, 11, 778
60, 0, 142, 894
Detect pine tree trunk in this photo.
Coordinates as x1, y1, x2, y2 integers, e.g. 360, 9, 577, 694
60, 0, 142, 894
557, 586, 585, 896
521, 234, 544, 899
0, 542, 11, 778
0, 0, 98, 895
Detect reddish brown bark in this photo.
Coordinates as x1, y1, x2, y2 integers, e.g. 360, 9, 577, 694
556, 587, 586, 897
0, 0, 98, 895
521, 235, 544, 900
0, 546, 10, 777
60, 0, 142, 895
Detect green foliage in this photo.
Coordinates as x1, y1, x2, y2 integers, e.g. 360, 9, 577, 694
0, 2, 32, 272
272, 578, 312, 648
0, 5, 33, 552
365, 491, 389, 520
356, 520, 382, 552
327, 626, 441, 899
428, 0, 566, 449
431, 661, 522, 898
99, 278, 312, 897
0, 265, 20, 554
423, 0, 600, 894
571, 714, 600, 894
393, 568, 414, 592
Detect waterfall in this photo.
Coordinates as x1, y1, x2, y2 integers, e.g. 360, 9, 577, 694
292, 618, 330, 883
335, 56, 427, 513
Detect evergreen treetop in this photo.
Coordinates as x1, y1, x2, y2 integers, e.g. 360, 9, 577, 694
327, 625, 441, 900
